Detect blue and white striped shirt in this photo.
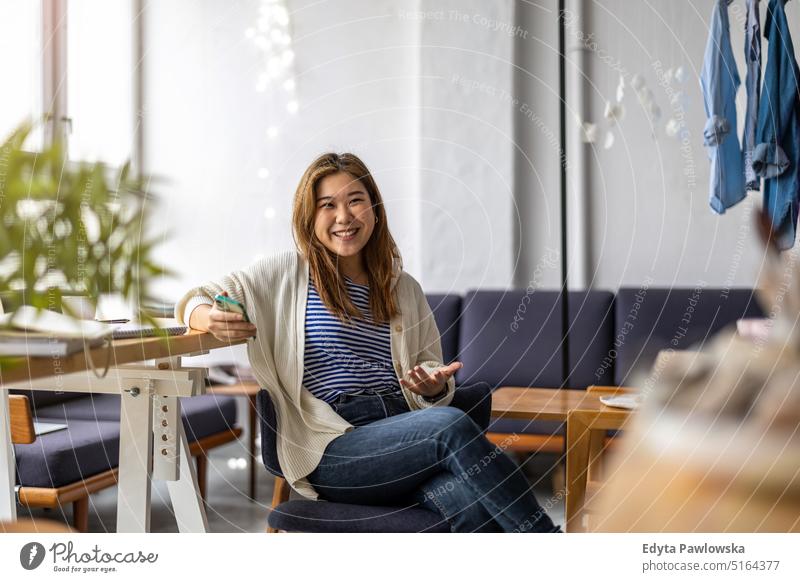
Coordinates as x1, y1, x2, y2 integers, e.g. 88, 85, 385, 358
302, 278, 400, 403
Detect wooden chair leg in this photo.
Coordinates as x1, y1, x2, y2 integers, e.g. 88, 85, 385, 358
266, 477, 291, 533
73, 497, 89, 532
196, 455, 208, 502
270, 476, 290, 508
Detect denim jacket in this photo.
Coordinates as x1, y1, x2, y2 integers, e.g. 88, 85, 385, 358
743, 0, 762, 191
753, 0, 800, 249
701, 0, 746, 214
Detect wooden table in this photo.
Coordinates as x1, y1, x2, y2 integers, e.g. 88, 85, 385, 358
0, 330, 246, 532
491, 387, 614, 422
491, 386, 635, 532
565, 392, 633, 532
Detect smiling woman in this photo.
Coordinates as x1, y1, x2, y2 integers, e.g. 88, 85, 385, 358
177, 151, 559, 533
292, 153, 398, 323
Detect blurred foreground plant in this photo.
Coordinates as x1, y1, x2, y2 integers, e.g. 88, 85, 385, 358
0, 121, 171, 324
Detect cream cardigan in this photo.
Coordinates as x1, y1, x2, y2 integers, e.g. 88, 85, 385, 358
174, 250, 455, 499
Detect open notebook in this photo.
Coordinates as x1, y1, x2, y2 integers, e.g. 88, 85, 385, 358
0, 306, 113, 356
111, 320, 187, 339
0, 307, 186, 356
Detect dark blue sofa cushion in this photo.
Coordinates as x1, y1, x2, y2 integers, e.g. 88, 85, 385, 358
15, 419, 120, 488
613, 287, 763, 386
268, 499, 449, 533
425, 293, 461, 365
456, 290, 615, 389
10, 390, 84, 415
35, 393, 238, 443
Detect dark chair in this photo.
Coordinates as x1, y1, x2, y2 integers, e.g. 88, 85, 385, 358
258, 383, 493, 533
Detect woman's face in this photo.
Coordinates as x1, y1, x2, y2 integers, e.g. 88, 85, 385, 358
313, 171, 376, 261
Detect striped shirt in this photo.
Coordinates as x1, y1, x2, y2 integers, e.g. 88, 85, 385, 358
302, 277, 401, 403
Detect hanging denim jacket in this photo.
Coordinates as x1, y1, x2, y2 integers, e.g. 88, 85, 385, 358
753, 0, 800, 249
700, 0, 746, 214
743, 0, 762, 191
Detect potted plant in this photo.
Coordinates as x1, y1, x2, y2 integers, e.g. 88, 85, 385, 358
0, 121, 171, 331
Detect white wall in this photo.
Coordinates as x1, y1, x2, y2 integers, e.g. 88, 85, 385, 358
515, 0, 800, 291
145, 0, 420, 302
416, 0, 516, 292
145, 0, 795, 308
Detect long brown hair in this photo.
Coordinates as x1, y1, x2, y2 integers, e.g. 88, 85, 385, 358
292, 152, 402, 323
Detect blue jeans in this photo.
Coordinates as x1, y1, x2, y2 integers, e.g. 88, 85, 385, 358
308, 388, 559, 533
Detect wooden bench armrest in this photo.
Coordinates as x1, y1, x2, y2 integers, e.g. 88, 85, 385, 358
9, 394, 36, 444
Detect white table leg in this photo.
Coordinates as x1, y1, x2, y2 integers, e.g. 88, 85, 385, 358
166, 423, 209, 533
152, 394, 180, 481
116, 383, 154, 532
0, 391, 17, 521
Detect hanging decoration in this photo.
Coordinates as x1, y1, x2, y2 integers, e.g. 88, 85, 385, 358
244, 0, 298, 222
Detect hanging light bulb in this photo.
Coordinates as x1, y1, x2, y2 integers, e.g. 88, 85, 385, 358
603, 130, 615, 150
616, 75, 625, 103
665, 118, 682, 138
581, 122, 599, 143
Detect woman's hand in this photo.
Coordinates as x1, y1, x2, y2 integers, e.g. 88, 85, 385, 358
399, 361, 463, 398
207, 292, 257, 341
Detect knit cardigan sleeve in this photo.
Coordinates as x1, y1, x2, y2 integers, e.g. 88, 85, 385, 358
173, 251, 295, 326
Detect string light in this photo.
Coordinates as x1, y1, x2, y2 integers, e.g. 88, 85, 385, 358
246, 0, 297, 105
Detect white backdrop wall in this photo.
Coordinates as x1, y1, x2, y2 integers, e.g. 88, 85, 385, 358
145, 0, 795, 306
145, 0, 421, 302
515, 0, 800, 291
416, 0, 515, 293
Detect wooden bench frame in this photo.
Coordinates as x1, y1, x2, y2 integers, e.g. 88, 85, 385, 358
9, 394, 242, 532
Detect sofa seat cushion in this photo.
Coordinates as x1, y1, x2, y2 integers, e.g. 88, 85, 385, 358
268, 500, 450, 533
10, 390, 85, 415
35, 393, 238, 443
15, 418, 120, 488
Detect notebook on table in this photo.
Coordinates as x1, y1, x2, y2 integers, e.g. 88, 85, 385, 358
111, 320, 188, 339
0, 306, 113, 357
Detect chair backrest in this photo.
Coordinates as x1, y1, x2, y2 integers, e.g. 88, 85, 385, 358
9, 395, 35, 444
256, 389, 284, 478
